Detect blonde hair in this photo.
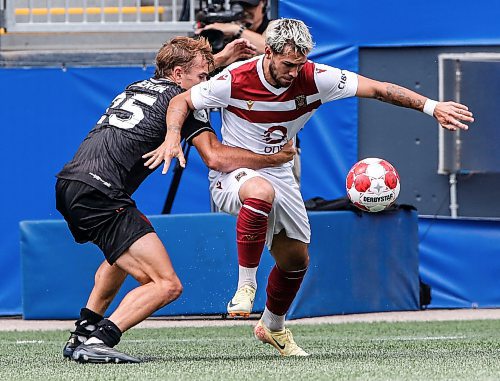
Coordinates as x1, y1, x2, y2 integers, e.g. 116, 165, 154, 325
154, 36, 214, 78
265, 18, 314, 56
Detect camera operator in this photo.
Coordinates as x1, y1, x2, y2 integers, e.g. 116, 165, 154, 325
197, 0, 269, 54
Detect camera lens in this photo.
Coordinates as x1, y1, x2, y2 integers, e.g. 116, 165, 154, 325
198, 29, 226, 53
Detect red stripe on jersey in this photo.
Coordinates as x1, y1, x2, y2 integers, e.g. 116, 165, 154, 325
230, 60, 318, 102
227, 99, 322, 124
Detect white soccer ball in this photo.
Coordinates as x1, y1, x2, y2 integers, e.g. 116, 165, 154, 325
346, 158, 401, 212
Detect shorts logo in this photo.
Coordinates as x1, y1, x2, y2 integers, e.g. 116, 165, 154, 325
294, 94, 307, 109
216, 181, 222, 189
262, 125, 287, 144
193, 109, 209, 123
235, 171, 247, 182
246, 100, 254, 110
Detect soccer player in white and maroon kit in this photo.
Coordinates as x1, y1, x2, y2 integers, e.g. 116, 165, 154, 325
147, 19, 473, 356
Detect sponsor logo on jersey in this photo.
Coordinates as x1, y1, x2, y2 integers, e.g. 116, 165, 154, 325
246, 100, 254, 110
235, 171, 247, 182
262, 126, 287, 145
294, 95, 307, 109
193, 109, 209, 123
338, 70, 348, 89
89, 172, 111, 188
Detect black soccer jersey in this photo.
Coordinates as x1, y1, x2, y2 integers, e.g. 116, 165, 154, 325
57, 78, 215, 197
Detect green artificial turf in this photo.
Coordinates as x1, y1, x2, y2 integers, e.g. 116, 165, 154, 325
0, 320, 499, 380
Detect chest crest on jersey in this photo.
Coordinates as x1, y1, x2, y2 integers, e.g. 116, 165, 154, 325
295, 95, 307, 109
246, 100, 254, 110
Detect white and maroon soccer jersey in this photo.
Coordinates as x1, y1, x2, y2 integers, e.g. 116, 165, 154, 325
190, 55, 358, 167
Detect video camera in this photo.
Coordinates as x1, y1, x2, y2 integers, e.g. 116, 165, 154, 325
195, 0, 246, 53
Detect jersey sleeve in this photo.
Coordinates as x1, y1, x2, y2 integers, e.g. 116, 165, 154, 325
181, 109, 216, 144
190, 70, 232, 110
313, 63, 358, 103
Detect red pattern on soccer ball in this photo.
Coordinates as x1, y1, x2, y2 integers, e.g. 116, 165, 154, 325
354, 174, 371, 192
385, 171, 398, 189
346, 171, 354, 189
353, 162, 368, 175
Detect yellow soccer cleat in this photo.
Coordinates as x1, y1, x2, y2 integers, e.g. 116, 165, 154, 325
254, 319, 310, 357
226, 285, 256, 318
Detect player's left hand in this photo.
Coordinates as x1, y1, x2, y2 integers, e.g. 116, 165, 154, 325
434, 101, 474, 131
142, 135, 185, 174
215, 38, 257, 68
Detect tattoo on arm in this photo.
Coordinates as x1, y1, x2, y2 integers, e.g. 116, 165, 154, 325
168, 125, 181, 134
377, 84, 424, 111
169, 107, 188, 119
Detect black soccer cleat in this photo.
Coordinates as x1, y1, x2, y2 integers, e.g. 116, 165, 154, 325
63, 333, 86, 359
72, 343, 141, 364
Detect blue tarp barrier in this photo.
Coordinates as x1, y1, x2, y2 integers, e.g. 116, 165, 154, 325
280, 0, 500, 48
419, 217, 500, 309
21, 210, 419, 320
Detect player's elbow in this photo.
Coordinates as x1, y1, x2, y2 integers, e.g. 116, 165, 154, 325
201, 151, 224, 171
209, 157, 230, 172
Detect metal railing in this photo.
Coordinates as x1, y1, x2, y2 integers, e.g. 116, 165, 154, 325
4, 0, 195, 32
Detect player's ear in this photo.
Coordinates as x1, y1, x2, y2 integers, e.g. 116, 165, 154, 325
172, 66, 184, 85
264, 46, 272, 59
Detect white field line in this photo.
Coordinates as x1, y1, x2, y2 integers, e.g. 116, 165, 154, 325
4, 335, 468, 346
1, 309, 500, 332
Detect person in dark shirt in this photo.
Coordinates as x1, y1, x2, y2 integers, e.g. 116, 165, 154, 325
55, 36, 294, 364
197, 0, 269, 54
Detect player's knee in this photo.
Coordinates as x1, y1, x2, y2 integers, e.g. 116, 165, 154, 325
240, 177, 275, 204
286, 253, 309, 271
157, 278, 183, 306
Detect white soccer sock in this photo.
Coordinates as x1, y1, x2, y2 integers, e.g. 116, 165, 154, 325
84, 337, 104, 345
237, 265, 257, 289
261, 307, 285, 332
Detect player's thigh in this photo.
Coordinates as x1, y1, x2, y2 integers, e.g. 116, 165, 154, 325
210, 168, 270, 215
270, 230, 309, 271
114, 232, 180, 287
261, 170, 311, 249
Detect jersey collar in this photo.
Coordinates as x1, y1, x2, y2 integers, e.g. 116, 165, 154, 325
256, 55, 290, 96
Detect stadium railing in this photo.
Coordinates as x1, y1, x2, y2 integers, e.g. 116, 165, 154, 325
4, 0, 194, 32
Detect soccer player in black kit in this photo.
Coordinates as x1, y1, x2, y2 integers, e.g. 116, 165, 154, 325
55, 36, 295, 364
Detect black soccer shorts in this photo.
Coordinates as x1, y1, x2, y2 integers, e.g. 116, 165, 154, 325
55, 179, 155, 264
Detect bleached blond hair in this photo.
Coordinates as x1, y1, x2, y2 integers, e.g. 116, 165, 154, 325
264, 18, 314, 55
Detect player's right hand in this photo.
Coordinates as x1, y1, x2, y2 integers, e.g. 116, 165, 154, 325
434, 101, 474, 131
270, 140, 296, 166
142, 137, 186, 174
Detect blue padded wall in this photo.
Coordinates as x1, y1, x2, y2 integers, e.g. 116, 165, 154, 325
21, 211, 419, 320
419, 217, 500, 309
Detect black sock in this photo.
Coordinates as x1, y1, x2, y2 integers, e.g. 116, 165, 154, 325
89, 319, 122, 348
73, 308, 103, 337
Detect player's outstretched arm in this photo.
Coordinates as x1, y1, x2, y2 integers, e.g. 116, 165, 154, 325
355, 75, 474, 131
192, 134, 296, 172
142, 91, 194, 174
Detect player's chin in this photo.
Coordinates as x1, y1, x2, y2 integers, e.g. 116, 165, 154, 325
279, 78, 294, 87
